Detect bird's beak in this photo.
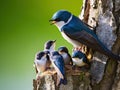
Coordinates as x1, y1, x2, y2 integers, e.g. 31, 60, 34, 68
53, 40, 56, 43
49, 19, 56, 25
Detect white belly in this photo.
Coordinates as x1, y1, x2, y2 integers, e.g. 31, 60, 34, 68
34, 59, 47, 72
61, 32, 82, 47
72, 58, 86, 66
61, 53, 71, 65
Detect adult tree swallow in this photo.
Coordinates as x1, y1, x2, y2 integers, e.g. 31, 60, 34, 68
34, 51, 51, 74
72, 50, 90, 67
50, 51, 67, 86
44, 40, 56, 53
58, 46, 73, 65
49, 10, 120, 60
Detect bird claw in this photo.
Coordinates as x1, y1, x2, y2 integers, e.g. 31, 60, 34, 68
73, 47, 82, 51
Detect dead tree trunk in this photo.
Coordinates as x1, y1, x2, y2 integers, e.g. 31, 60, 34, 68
33, 0, 120, 90
80, 0, 120, 90
33, 69, 91, 90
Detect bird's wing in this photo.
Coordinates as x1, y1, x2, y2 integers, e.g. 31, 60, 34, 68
62, 27, 101, 51
52, 57, 64, 79
62, 23, 120, 60
82, 55, 90, 65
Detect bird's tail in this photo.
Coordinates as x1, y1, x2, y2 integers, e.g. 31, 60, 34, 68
57, 75, 67, 86
59, 78, 67, 85
105, 50, 120, 61
98, 40, 120, 61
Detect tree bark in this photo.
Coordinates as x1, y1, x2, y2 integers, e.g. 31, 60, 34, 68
33, 69, 91, 90
80, 0, 120, 90
33, 0, 120, 90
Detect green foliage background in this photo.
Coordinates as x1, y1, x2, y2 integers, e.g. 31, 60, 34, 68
0, 0, 82, 90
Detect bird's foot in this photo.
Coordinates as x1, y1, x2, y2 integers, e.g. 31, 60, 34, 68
73, 47, 82, 51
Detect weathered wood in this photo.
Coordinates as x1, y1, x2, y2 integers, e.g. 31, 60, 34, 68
33, 67, 91, 90
84, 0, 120, 90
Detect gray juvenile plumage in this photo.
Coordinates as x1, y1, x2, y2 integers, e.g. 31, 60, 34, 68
58, 46, 73, 65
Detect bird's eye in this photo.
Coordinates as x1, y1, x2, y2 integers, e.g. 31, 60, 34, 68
55, 18, 60, 21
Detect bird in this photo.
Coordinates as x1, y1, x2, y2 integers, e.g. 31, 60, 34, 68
58, 46, 73, 65
44, 40, 56, 54
43, 40, 56, 69
49, 10, 120, 60
50, 51, 67, 86
34, 51, 51, 74
72, 50, 90, 67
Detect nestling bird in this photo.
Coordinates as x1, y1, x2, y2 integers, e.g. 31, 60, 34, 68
34, 51, 51, 74
44, 40, 56, 53
50, 51, 67, 86
49, 10, 120, 60
58, 46, 73, 65
43, 40, 56, 69
72, 50, 90, 67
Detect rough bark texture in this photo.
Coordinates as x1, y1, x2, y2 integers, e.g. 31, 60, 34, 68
81, 0, 120, 90
33, 0, 120, 90
33, 69, 91, 90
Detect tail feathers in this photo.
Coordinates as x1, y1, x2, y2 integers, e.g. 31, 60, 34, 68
107, 52, 120, 61
96, 39, 120, 61
57, 75, 67, 86
99, 42, 120, 61
56, 73, 67, 86
59, 78, 67, 85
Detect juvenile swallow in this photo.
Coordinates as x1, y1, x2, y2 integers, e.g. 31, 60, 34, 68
44, 40, 56, 53
72, 50, 90, 67
58, 46, 73, 65
49, 10, 120, 60
50, 51, 67, 86
34, 51, 50, 74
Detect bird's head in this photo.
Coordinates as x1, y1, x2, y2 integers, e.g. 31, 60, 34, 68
49, 10, 72, 28
44, 40, 56, 51
58, 46, 69, 54
36, 51, 47, 60
72, 50, 84, 58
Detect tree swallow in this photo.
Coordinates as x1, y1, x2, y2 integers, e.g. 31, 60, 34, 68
72, 50, 90, 67
49, 10, 120, 60
44, 40, 56, 53
50, 51, 67, 86
34, 51, 51, 74
58, 46, 73, 65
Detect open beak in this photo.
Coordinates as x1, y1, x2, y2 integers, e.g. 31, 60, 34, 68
49, 19, 56, 25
